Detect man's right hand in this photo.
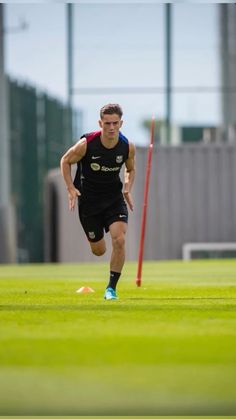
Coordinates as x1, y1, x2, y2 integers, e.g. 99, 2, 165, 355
68, 187, 81, 211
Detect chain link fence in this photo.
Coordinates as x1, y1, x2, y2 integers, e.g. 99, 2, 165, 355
9, 78, 82, 262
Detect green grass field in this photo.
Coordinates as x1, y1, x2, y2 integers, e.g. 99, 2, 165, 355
0, 260, 236, 415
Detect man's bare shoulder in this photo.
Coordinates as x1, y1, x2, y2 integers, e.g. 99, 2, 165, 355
128, 141, 135, 157
72, 137, 87, 157
74, 136, 87, 148
61, 137, 87, 164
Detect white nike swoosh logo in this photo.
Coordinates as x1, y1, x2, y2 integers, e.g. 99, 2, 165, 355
91, 156, 101, 160
119, 215, 126, 218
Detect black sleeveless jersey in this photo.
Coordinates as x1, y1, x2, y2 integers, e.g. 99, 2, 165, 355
74, 130, 130, 215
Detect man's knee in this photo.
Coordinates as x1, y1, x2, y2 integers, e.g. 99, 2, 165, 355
92, 247, 106, 256
90, 241, 106, 256
112, 234, 125, 251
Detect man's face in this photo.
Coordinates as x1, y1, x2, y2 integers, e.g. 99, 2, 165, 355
99, 113, 123, 139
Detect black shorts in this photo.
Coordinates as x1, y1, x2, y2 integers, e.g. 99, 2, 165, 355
78, 197, 128, 242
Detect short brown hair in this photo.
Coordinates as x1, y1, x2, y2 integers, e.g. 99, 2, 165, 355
100, 103, 123, 119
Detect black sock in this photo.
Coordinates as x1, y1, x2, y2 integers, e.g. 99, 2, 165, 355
107, 271, 121, 291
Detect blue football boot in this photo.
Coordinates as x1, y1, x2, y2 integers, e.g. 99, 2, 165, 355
104, 287, 118, 300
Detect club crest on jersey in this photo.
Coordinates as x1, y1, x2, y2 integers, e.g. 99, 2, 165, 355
90, 163, 100, 171
88, 231, 95, 239
116, 155, 123, 163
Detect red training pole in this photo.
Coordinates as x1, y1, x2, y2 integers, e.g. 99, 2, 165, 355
136, 116, 155, 287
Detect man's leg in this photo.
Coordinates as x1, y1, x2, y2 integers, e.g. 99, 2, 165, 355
103, 221, 127, 299
109, 221, 127, 272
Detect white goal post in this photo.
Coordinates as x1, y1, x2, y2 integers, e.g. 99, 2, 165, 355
182, 242, 236, 260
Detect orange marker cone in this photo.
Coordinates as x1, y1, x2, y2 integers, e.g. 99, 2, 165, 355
76, 286, 95, 293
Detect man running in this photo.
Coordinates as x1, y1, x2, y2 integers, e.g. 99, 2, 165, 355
60, 103, 135, 300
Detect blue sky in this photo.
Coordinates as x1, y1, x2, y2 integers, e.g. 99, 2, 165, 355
5, 2, 220, 144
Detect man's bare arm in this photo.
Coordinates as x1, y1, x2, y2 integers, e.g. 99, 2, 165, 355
124, 142, 135, 211
60, 138, 86, 210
